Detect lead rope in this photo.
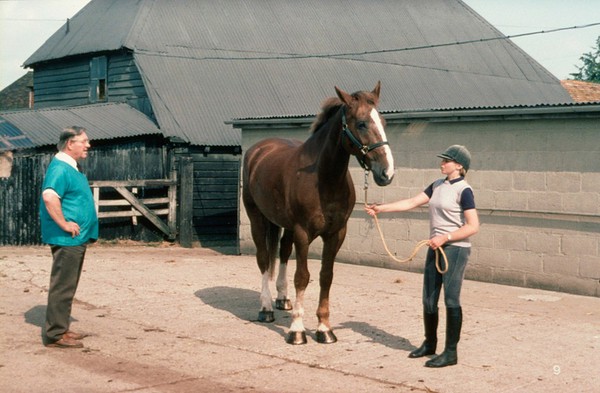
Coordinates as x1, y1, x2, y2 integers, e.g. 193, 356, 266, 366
363, 171, 448, 274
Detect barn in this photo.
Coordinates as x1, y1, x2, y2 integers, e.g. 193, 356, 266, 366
0, 0, 574, 252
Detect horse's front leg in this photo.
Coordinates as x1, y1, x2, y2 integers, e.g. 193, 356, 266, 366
315, 229, 346, 344
286, 235, 310, 345
275, 229, 293, 311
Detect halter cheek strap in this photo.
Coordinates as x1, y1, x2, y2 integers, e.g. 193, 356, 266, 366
341, 106, 389, 170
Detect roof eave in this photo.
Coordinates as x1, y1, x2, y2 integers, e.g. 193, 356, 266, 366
229, 102, 600, 128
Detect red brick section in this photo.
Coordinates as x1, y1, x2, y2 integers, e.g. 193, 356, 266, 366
561, 79, 600, 102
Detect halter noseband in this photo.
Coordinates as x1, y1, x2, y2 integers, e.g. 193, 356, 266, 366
341, 106, 389, 170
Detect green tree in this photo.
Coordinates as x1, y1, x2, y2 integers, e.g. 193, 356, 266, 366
570, 36, 600, 83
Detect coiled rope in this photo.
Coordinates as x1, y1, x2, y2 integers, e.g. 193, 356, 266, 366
363, 171, 448, 274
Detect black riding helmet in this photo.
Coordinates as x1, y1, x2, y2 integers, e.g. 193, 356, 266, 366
437, 145, 471, 172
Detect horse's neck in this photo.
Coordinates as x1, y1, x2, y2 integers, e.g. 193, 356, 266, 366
309, 110, 351, 182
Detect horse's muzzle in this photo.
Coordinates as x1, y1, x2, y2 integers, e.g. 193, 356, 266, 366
372, 165, 394, 186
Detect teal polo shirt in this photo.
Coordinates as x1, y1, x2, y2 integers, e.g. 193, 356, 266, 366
40, 157, 99, 246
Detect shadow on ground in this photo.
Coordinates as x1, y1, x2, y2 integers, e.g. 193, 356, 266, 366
340, 321, 416, 352
24, 304, 46, 328
195, 286, 293, 340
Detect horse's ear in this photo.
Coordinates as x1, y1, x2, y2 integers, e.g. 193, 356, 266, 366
372, 81, 381, 99
335, 86, 353, 105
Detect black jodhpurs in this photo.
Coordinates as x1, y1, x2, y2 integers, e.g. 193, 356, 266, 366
422, 245, 470, 314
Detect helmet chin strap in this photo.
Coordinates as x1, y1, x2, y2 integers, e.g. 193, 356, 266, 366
341, 106, 389, 170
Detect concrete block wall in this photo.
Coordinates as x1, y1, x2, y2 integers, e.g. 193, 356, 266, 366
237, 108, 600, 297
344, 166, 600, 298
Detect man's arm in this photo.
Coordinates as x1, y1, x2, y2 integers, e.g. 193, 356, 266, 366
42, 191, 80, 238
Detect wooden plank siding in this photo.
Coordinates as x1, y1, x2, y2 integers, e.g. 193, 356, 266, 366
0, 138, 170, 245
34, 60, 90, 106
82, 138, 169, 242
0, 152, 51, 245
33, 52, 148, 112
183, 151, 240, 247
1, 140, 241, 248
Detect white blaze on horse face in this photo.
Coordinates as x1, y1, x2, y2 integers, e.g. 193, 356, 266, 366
370, 108, 395, 179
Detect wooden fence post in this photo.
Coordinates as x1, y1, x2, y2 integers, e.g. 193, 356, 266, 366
178, 157, 194, 248
167, 166, 177, 239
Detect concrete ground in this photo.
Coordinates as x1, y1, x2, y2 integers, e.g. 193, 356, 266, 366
0, 243, 598, 393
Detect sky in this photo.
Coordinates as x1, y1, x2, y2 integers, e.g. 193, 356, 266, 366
0, 0, 599, 91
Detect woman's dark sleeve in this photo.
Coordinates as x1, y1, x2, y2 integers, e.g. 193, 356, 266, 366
460, 188, 476, 210
424, 183, 434, 198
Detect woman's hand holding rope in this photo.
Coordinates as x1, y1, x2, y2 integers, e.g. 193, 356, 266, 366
365, 203, 449, 274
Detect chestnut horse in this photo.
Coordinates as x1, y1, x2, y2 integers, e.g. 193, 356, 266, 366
242, 82, 394, 345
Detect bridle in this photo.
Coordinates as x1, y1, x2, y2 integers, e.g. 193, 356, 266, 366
341, 106, 389, 170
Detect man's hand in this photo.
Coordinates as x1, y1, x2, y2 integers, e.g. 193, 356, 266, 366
62, 222, 80, 238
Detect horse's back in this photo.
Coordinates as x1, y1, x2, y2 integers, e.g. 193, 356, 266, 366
243, 137, 303, 180
245, 138, 302, 165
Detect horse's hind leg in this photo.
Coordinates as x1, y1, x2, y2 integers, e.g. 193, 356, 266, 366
247, 208, 277, 323
257, 222, 281, 322
286, 235, 310, 345
275, 229, 293, 310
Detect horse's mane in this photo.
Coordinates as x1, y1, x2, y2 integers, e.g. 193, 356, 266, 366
309, 97, 343, 134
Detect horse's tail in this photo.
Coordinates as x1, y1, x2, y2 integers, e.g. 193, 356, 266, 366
266, 222, 281, 281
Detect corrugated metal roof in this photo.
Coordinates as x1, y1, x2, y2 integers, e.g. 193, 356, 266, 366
230, 101, 600, 127
22, 0, 573, 147
23, 0, 138, 66
0, 103, 161, 151
0, 118, 34, 150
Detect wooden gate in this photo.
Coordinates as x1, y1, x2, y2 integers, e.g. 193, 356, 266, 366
89, 178, 178, 240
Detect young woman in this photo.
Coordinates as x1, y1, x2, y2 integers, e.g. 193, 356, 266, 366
365, 145, 479, 367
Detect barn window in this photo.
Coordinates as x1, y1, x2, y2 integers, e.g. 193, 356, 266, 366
89, 56, 108, 103
98, 79, 106, 101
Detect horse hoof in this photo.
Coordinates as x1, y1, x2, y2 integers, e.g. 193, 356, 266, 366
258, 310, 275, 323
316, 330, 337, 344
275, 298, 293, 310
286, 331, 307, 345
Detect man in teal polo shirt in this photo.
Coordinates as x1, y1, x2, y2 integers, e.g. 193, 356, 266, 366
40, 126, 98, 348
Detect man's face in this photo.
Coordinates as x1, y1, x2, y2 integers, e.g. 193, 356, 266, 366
66, 132, 90, 160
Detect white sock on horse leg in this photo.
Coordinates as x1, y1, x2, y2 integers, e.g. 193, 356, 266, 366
276, 263, 288, 300
260, 271, 273, 311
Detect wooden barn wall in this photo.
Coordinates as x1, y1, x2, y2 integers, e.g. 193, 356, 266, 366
33, 58, 90, 107
2, 140, 241, 249
85, 138, 169, 242
33, 51, 150, 114
0, 151, 52, 245
174, 148, 240, 249
0, 138, 168, 246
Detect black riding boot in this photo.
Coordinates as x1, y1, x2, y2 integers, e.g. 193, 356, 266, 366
408, 309, 438, 358
425, 307, 462, 368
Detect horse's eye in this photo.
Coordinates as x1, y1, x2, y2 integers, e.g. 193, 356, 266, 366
357, 121, 368, 131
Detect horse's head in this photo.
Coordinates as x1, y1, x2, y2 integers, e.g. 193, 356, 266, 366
335, 81, 395, 186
